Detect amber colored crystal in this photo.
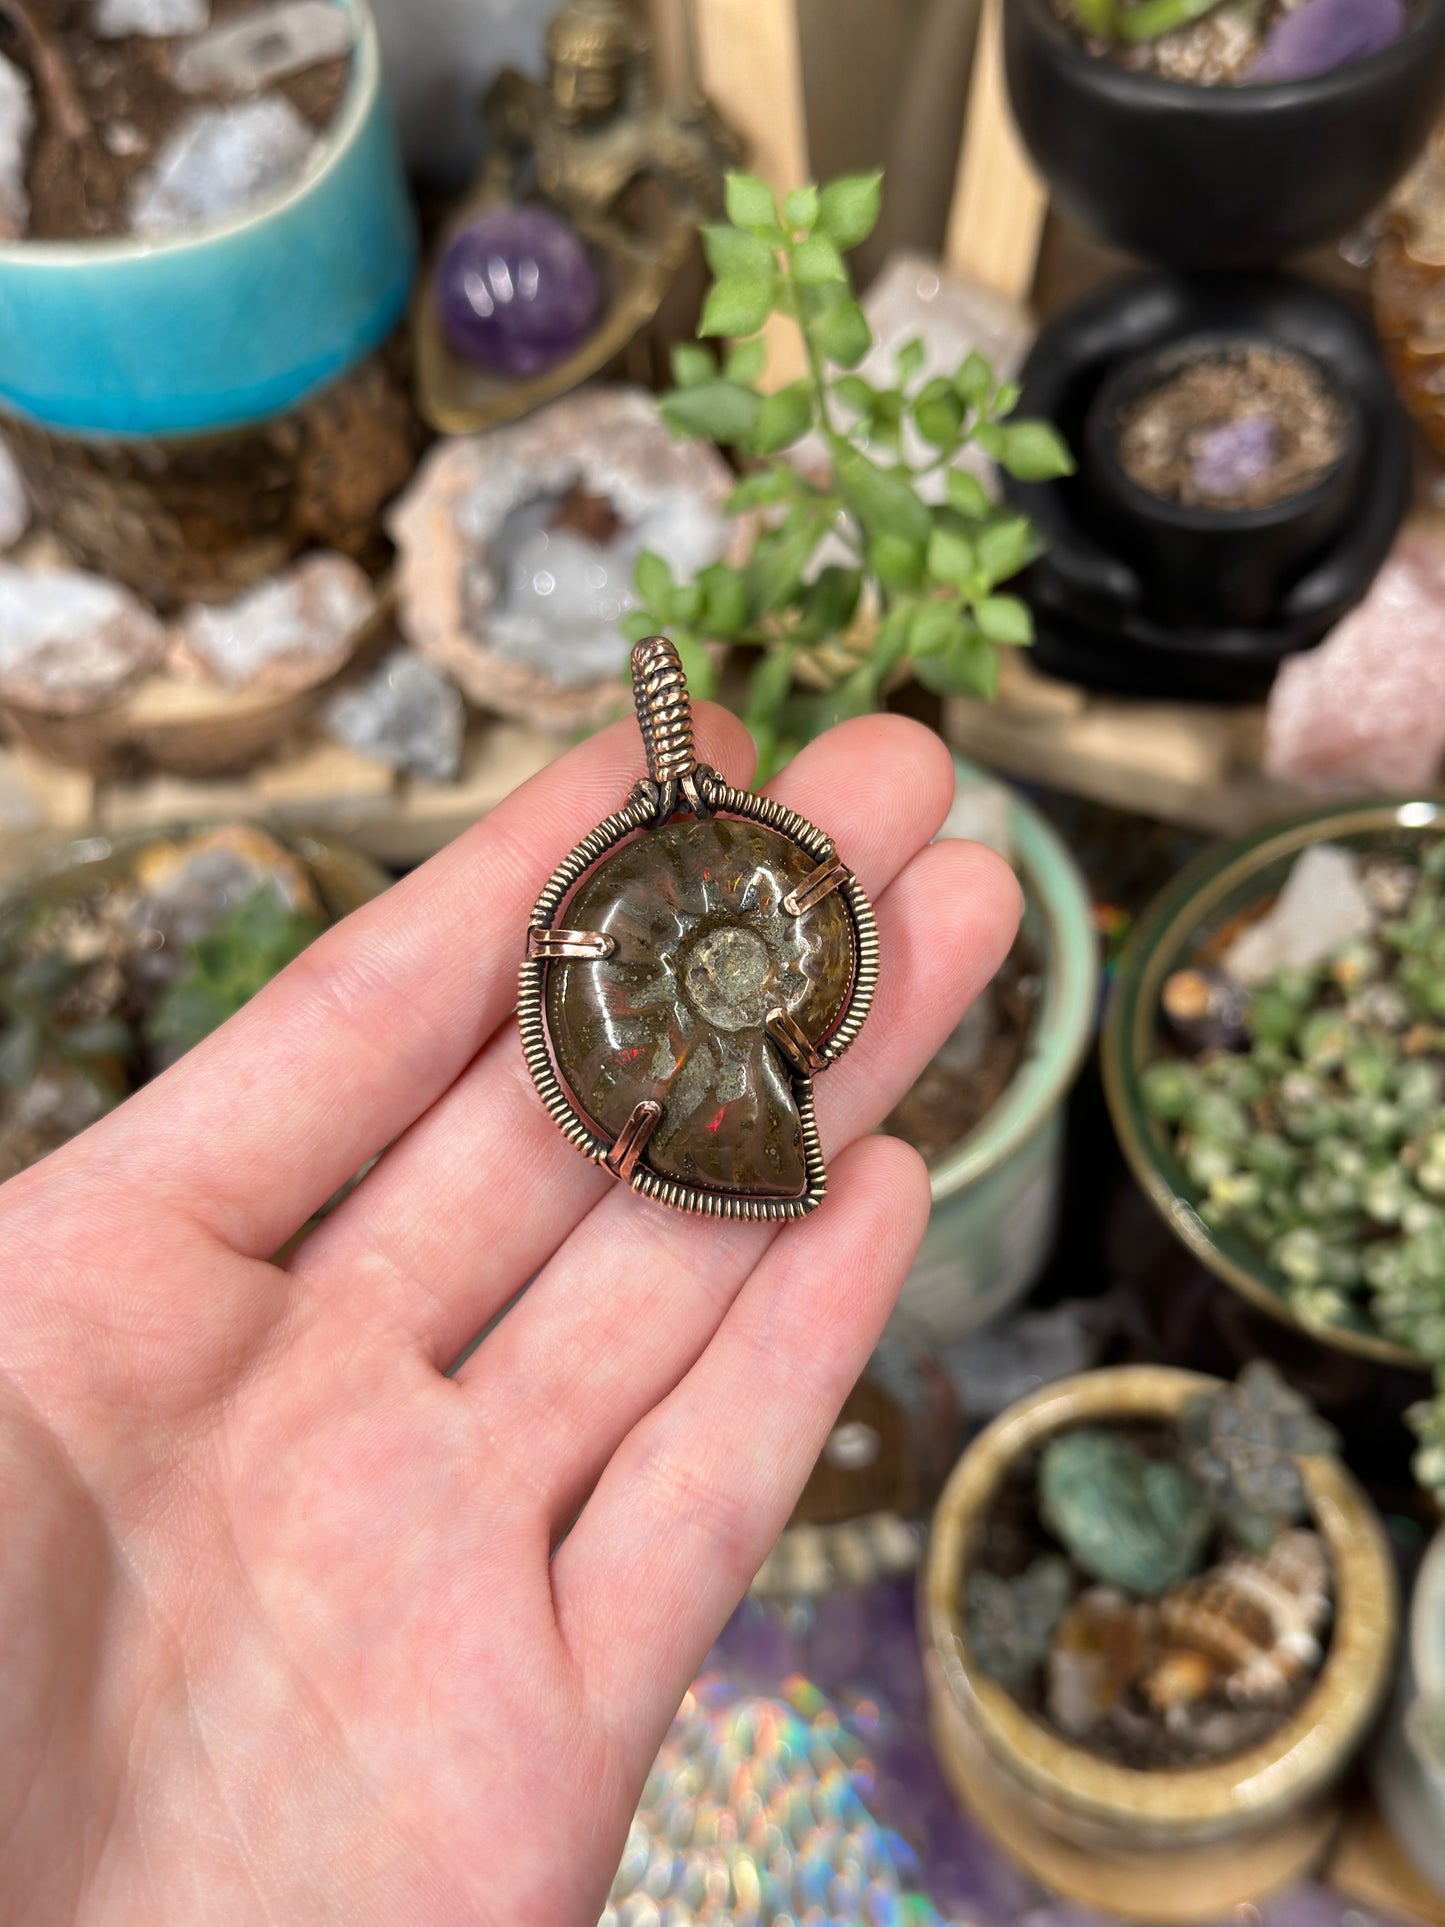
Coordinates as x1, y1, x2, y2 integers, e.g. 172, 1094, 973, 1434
545, 817, 855, 1198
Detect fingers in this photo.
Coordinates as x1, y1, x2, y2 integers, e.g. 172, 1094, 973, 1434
549, 1133, 931, 1757
294, 714, 967, 1358
61, 703, 755, 1258
450, 833, 1018, 1532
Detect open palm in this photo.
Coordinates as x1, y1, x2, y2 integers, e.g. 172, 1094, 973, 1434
0, 706, 1018, 1926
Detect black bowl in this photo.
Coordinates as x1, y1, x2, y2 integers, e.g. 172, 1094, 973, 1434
1081, 333, 1365, 625
1004, 0, 1445, 267
1004, 272, 1413, 701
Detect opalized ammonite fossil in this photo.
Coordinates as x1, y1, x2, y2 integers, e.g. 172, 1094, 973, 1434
519, 637, 877, 1218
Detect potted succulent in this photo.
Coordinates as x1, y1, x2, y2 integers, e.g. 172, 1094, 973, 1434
923, 1363, 1396, 1920
885, 761, 1099, 1345
626, 168, 1074, 775
0, 820, 385, 1181
1103, 799, 1445, 1504
0, 0, 417, 605
1004, 0, 1445, 267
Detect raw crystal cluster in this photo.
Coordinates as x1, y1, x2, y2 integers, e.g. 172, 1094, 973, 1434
0, 52, 33, 241
130, 97, 318, 237
322, 646, 465, 783
172, 1, 355, 94
93, 0, 210, 35
436, 206, 600, 378
546, 817, 854, 1198
1143, 840, 1445, 1497
0, 437, 29, 552
0, 563, 165, 713
170, 551, 375, 693
389, 387, 733, 731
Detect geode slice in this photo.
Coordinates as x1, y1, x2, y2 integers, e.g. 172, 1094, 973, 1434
545, 817, 855, 1199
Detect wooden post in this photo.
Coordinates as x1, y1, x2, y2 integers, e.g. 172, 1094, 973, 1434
944, 0, 1048, 304
643, 0, 698, 104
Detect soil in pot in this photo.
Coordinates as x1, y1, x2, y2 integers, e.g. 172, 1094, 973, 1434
2, 0, 353, 244
883, 932, 1043, 1165
960, 1368, 1339, 1770
1113, 344, 1348, 514
1051, 0, 1409, 87
0, 823, 345, 1179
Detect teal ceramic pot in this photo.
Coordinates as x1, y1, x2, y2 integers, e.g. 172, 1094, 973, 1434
0, 0, 416, 439
1374, 1530, 1445, 1901
899, 763, 1099, 1342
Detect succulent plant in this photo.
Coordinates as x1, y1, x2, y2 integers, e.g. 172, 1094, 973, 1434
146, 886, 324, 1057
964, 1554, 1076, 1686
1179, 1362, 1339, 1555
1142, 844, 1445, 1503
0, 905, 133, 1103
1040, 1427, 1214, 1597
629, 169, 1072, 777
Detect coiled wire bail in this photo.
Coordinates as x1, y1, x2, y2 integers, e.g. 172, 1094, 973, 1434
630, 635, 715, 822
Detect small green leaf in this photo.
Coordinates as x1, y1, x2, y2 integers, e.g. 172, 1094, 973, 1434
992, 381, 1021, 417
795, 565, 862, 642
0, 1020, 38, 1092
872, 603, 915, 677
817, 171, 883, 250
791, 233, 847, 286
913, 377, 965, 450
807, 289, 872, 368
955, 350, 993, 404
673, 582, 704, 624
751, 379, 813, 455
995, 420, 1076, 481
725, 172, 778, 228
622, 610, 660, 645
946, 468, 991, 519
914, 629, 999, 699
833, 374, 877, 417
671, 343, 716, 389
702, 223, 776, 283
661, 379, 762, 445
829, 663, 878, 722
870, 531, 925, 593
745, 642, 797, 726
976, 593, 1034, 645
908, 600, 966, 658
671, 632, 717, 700
747, 514, 820, 615
700, 277, 775, 339
927, 526, 976, 587
896, 336, 926, 385
976, 516, 1036, 585
697, 563, 749, 637
834, 445, 931, 546
1072, 0, 1117, 32
725, 467, 792, 512
634, 549, 677, 614
782, 183, 819, 231
724, 336, 767, 386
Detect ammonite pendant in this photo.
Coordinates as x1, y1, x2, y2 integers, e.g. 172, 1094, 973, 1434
519, 637, 878, 1218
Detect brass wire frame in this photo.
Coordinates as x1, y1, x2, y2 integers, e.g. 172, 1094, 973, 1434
518, 689, 880, 1218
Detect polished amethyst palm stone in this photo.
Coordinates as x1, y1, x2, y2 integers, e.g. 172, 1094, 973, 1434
436, 206, 600, 377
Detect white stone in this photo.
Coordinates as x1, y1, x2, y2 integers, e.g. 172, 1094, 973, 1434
0, 565, 165, 714
171, 551, 375, 693
0, 437, 29, 552
173, 2, 355, 95
0, 53, 34, 242
937, 769, 1014, 862
389, 385, 736, 732
94, 0, 210, 35
322, 647, 464, 782
129, 96, 317, 238
1223, 843, 1376, 986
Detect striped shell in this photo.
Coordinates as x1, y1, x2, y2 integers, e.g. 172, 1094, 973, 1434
1148, 1529, 1332, 1709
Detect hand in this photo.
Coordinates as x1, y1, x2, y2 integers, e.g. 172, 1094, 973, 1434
0, 709, 1019, 1926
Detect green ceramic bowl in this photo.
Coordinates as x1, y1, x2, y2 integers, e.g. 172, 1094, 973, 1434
1102, 796, 1445, 1371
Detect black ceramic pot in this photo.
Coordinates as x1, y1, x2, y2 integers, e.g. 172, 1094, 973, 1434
1081, 333, 1365, 625
1004, 273, 1412, 701
1004, 0, 1445, 268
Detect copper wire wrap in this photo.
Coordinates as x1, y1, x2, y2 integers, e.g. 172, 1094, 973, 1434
631, 636, 698, 808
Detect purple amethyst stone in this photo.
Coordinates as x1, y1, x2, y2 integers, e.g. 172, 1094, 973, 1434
1192, 412, 1279, 499
436, 206, 600, 377
1247, 0, 1406, 82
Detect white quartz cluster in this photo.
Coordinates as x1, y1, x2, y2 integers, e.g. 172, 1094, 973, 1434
0, 53, 34, 241
173, 2, 356, 94
130, 96, 318, 237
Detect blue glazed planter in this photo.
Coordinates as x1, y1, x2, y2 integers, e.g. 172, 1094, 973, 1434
0, 0, 416, 439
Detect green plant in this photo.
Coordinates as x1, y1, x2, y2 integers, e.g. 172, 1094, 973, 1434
146, 887, 324, 1056
964, 1555, 1075, 1686
1179, 1362, 1339, 1555
629, 170, 1073, 777
1070, 0, 1240, 46
0, 908, 132, 1101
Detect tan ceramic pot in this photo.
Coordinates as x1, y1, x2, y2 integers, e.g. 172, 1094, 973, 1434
922, 1365, 1397, 1923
